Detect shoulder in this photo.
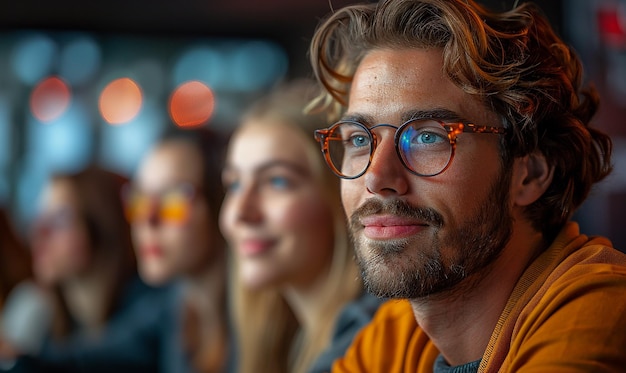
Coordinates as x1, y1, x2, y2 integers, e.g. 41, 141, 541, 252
347, 298, 419, 344
546, 233, 626, 297
107, 276, 178, 333
488, 231, 626, 371
332, 292, 386, 338
1, 281, 52, 355
309, 293, 385, 373
331, 299, 437, 373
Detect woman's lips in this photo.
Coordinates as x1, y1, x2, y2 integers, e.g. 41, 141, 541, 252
239, 238, 276, 256
360, 215, 429, 240
140, 245, 164, 258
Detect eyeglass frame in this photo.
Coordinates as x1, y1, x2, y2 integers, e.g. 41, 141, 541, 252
314, 119, 507, 179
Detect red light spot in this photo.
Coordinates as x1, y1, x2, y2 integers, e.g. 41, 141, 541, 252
169, 81, 215, 128
99, 78, 143, 125
597, 5, 626, 48
30, 76, 71, 122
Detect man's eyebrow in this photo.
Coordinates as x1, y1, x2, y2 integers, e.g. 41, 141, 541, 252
401, 108, 467, 123
340, 108, 468, 127
340, 113, 375, 125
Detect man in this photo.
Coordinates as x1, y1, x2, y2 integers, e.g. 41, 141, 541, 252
309, 0, 626, 371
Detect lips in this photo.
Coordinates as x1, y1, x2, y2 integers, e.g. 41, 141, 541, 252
359, 214, 429, 240
238, 238, 276, 256
140, 245, 164, 258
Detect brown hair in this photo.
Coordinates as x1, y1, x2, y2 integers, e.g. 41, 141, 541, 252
48, 165, 135, 337
309, 0, 613, 241
0, 208, 32, 309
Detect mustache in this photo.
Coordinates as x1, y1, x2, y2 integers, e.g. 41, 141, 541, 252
350, 198, 444, 229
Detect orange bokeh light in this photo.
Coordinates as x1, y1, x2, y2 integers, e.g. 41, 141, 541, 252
30, 76, 71, 122
169, 81, 215, 128
99, 77, 143, 125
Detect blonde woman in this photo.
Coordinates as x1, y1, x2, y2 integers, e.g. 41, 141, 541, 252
220, 79, 382, 373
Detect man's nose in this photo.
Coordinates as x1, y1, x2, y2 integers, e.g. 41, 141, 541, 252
363, 132, 409, 196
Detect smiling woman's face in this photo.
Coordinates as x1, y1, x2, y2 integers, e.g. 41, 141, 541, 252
220, 120, 335, 290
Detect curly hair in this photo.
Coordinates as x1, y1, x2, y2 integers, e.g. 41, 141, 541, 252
309, 0, 613, 240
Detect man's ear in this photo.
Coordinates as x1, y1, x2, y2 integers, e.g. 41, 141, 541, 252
511, 151, 554, 207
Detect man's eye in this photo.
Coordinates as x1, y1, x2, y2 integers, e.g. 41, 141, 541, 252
416, 131, 445, 144
350, 135, 370, 148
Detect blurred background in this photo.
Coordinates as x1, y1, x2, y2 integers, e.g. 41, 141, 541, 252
0, 0, 624, 250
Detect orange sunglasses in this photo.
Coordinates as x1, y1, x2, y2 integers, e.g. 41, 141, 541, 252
122, 183, 198, 225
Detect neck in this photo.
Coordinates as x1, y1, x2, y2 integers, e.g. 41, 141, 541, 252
182, 253, 227, 325
61, 265, 112, 334
281, 261, 338, 335
410, 223, 545, 366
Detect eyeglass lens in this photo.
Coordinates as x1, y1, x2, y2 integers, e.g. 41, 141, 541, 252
325, 119, 453, 178
124, 184, 195, 224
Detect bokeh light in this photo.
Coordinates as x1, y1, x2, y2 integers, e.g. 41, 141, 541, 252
11, 33, 58, 86
169, 81, 215, 128
172, 47, 225, 89
26, 101, 93, 170
230, 40, 288, 91
132, 59, 165, 100
59, 35, 102, 86
99, 100, 165, 176
0, 95, 12, 197
30, 76, 71, 122
99, 78, 143, 125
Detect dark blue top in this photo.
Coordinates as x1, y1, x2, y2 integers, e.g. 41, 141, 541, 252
433, 355, 481, 373
308, 292, 384, 373
2, 274, 173, 373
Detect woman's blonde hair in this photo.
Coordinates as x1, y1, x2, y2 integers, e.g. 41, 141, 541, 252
231, 78, 362, 373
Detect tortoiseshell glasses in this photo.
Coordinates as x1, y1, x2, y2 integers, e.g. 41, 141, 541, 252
314, 118, 507, 179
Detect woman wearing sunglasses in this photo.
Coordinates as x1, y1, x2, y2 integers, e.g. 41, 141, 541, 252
219, 79, 383, 373
126, 127, 230, 373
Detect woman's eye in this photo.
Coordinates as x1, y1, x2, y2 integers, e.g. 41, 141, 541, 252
269, 176, 290, 189
224, 180, 240, 192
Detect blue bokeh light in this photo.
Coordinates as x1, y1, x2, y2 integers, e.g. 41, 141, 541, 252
59, 35, 102, 86
11, 33, 58, 86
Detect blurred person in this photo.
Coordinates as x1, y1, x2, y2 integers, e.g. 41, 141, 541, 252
1, 165, 166, 373
308, 0, 626, 371
0, 208, 51, 365
0, 208, 32, 309
126, 126, 230, 373
219, 79, 382, 373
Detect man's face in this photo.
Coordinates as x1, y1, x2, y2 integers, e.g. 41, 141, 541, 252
342, 48, 513, 299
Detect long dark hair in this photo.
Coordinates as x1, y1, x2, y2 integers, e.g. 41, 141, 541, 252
48, 165, 135, 337
0, 208, 32, 308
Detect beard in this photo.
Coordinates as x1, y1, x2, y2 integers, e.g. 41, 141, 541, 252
350, 169, 513, 300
